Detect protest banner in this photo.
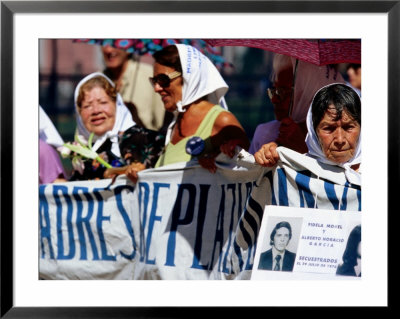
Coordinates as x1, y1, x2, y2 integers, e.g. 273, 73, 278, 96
39, 147, 361, 280
39, 178, 138, 279
219, 148, 361, 280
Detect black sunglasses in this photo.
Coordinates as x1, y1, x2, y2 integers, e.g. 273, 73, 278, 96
149, 71, 182, 88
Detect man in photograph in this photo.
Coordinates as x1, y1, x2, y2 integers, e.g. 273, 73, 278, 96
258, 221, 296, 271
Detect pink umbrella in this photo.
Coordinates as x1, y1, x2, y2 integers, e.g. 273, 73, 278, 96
204, 39, 361, 66
205, 38, 361, 116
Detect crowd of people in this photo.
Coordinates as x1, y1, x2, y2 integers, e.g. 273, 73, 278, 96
39, 42, 362, 279
40, 43, 361, 190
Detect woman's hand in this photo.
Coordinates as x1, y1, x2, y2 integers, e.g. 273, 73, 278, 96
198, 148, 220, 174
220, 139, 241, 158
254, 142, 280, 167
198, 139, 241, 174
198, 156, 217, 174
125, 162, 146, 183
103, 162, 146, 183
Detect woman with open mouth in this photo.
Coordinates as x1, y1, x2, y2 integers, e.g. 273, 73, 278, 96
70, 72, 135, 180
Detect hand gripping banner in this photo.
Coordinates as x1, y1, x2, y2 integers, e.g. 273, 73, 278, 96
39, 147, 361, 280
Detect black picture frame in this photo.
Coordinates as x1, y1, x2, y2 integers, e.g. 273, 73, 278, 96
1, 1, 395, 317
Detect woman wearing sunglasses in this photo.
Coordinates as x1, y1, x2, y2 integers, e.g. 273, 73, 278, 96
146, 44, 249, 173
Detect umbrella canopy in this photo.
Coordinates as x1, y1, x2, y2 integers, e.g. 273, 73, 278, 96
205, 38, 360, 117
73, 38, 231, 69
204, 39, 361, 66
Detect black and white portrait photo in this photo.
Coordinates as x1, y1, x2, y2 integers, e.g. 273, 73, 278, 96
258, 220, 299, 272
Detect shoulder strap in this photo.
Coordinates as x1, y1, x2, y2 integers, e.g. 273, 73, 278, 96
194, 105, 226, 139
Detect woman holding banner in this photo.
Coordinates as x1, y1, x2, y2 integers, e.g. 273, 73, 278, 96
70, 72, 165, 180
254, 83, 361, 184
126, 44, 249, 182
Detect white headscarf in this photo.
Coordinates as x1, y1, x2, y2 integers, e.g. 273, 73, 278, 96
39, 105, 64, 147
305, 83, 361, 185
174, 44, 229, 111
74, 72, 135, 157
164, 44, 229, 143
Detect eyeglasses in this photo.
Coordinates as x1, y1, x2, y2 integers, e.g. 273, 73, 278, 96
149, 71, 182, 88
267, 87, 293, 101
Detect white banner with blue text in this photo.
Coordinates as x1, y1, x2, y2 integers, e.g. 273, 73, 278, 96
39, 178, 138, 279
39, 147, 361, 280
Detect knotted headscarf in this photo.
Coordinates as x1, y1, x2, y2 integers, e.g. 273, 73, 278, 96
74, 72, 135, 157
174, 43, 228, 111
164, 44, 229, 143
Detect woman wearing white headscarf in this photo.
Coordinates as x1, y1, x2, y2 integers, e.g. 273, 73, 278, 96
145, 44, 249, 173
254, 83, 361, 185
71, 72, 135, 180
304, 83, 361, 184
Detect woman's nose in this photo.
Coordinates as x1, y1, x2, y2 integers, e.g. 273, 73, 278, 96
334, 129, 346, 146
91, 102, 102, 113
153, 82, 163, 93
271, 94, 282, 105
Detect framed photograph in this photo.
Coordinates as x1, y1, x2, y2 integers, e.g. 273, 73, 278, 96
1, 0, 395, 317
251, 206, 362, 280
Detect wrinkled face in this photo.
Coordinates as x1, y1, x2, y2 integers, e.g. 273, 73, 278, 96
271, 67, 293, 121
79, 86, 116, 136
273, 227, 290, 252
316, 107, 361, 164
102, 46, 130, 69
153, 63, 183, 112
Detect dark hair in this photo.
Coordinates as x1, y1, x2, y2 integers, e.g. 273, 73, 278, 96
311, 83, 361, 131
341, 225, 361, 267
152, 45, 182, 73
270, 221, 292, 245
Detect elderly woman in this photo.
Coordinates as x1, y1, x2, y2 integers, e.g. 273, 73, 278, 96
126, 44, 249, 182
254, 83, 361, 183
71, 72, 136, 180
71, 72, 166, 181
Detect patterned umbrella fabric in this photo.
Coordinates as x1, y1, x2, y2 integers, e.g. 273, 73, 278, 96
73, 38, 232, 69
204, 39, 361, 66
